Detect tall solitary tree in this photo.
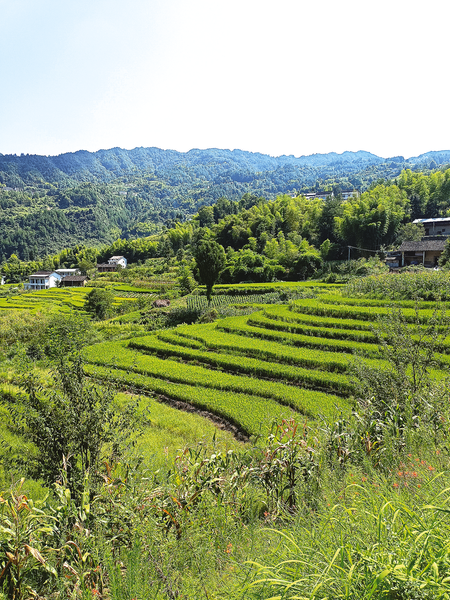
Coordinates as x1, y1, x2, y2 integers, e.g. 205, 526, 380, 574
193, 239, 226, 304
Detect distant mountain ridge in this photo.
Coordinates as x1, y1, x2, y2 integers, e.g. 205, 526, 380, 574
1, 147, 449, 187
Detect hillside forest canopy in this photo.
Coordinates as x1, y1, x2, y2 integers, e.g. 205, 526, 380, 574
0, 146, 449, 266
1, 158, 450, 285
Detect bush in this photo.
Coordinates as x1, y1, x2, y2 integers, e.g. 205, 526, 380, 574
84, 288, 114, 320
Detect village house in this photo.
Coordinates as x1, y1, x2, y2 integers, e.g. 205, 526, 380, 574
108, 255, 127, 268
25, 271, 61, 290
413, 217, 450, 237
396, 239, 447, 268
388, 217, 450, 269
302, 190, 358, 201
97, 255, 128, 272
60, 275, 88, 287
96, 263, 118, 273
55, 268, 81, 278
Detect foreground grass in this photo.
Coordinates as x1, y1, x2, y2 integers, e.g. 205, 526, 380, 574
89, 435, 450, 600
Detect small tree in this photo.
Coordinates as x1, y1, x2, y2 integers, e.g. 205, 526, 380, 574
177, 264, 196, 295
2, 357, 138, 502
193, 240, 226, 304
83, 288, 114, 320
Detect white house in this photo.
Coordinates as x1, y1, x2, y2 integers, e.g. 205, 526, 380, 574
55, 268, 81, 278
25, 271, 61, 290
108, 256, 127, 269
413, 217, 450, 237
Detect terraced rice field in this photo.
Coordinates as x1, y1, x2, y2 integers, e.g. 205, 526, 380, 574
83, 292, 450, 440
0, 288, 136, 314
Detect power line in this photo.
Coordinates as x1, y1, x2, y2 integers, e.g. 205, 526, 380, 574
347, 245, 383, 260
347, 245, 381, 253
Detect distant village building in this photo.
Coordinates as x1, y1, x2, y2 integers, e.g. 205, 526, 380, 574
303, 192, 333, 201
413, 217, 450, 237
97, 256, 127, 272
97, 263, 118, 273
60, 275, 88, 287
55, 268, 81, 278
25, 271, 61, 290
302, 190, 358, 201
108, 256, 127, 268
341, 190, 359, 200
397, 239, 447, 268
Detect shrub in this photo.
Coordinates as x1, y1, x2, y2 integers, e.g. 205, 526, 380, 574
84, 287, 114, 320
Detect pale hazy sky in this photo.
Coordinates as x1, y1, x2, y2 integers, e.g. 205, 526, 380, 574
1, 0, 449, 159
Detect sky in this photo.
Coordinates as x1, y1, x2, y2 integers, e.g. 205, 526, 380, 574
1, 0, 449, 159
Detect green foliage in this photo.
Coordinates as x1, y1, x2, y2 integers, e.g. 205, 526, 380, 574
335, 184, 408, 249
439, 238, 450, 267
193, 239, 226, 304
349, 303, 450, 454
0, 480, 57, 600
1, 357, 137, 501
346, 269, 450, 300
395, 221, 425, 244
41, 312, 96, 361
221, 248, 285, 283
83, 287, 114, 320
398, 166, 450, 218
176, 263, 196, 295
249, 482, 450, 599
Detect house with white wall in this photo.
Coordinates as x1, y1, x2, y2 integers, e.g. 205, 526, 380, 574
108, 256, 127, 268
55, 268, 81, 278
25, 271, 61, 290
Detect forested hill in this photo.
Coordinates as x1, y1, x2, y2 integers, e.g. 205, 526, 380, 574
1, 146, 450, 262
2, 147, 450, 190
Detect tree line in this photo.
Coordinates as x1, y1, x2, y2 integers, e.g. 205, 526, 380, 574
2, 166, 450, 284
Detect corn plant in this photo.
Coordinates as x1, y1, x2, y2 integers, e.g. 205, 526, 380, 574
0, 479, 57, 600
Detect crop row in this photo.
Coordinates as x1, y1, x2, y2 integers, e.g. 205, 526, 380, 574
171, 317, 450, 373
84, 363, 298, 437
216, 316, 383, 357
266, 304, 376, 331
247, 311, 378, 344
84, 340, 347, 418
251, 309, 450, 354
318, 293, 445, 310
290, 298, 446, 324
186, 293, 281, 310
112, 284, 157, 293
163, 323, 388, 372
125, 335, 354, 399
198, 281, 342, 296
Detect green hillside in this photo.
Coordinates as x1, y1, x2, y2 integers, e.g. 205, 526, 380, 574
1, 146, 450, 262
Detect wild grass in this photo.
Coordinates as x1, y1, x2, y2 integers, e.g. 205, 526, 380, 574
247, 453, 450, 600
